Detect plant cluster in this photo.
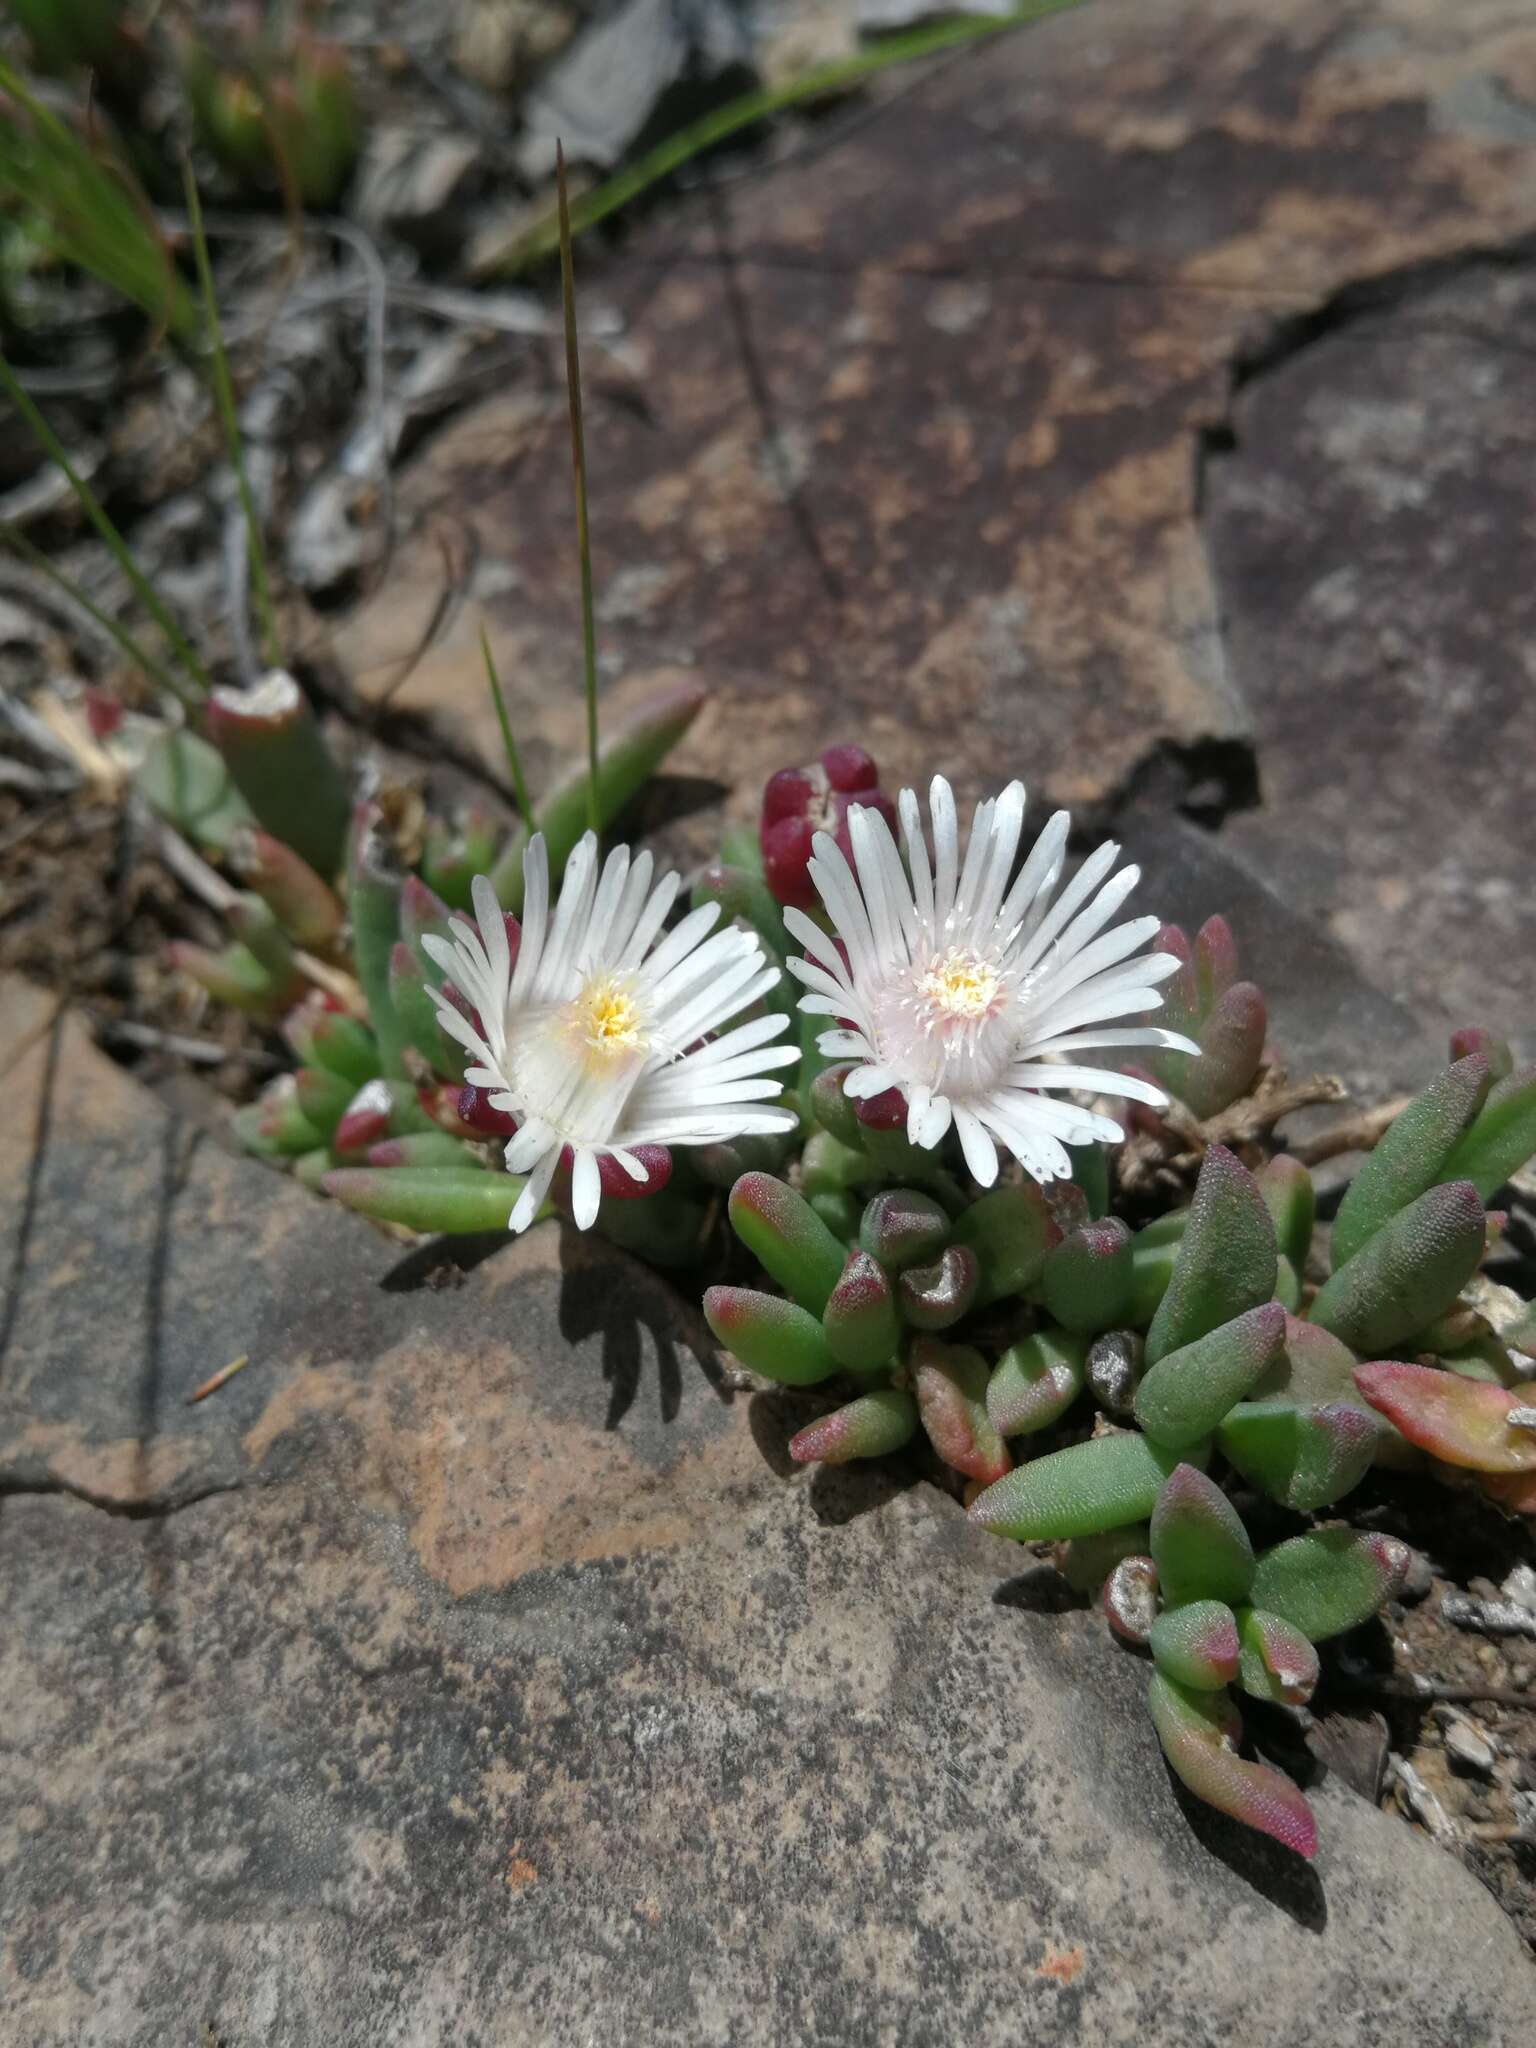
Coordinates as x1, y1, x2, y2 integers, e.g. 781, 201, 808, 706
1, 1, 361, 211
703, 835, 1536, 1855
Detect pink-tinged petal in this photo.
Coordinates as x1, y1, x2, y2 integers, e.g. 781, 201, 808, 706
1353, 1361, 1536, 1474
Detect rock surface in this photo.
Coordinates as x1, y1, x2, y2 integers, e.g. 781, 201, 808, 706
1207, 254, 1536, 1051
3, 902, 1534, 2043
334, 0, 1536, 965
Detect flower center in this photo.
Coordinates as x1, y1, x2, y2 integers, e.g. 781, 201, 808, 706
918, 947, 1001, 1022
573, 975, 646, 1059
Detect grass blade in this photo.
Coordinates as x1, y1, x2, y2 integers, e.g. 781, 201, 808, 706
556, 140, 600, 838
494, 2, 1087, 272
0, 519, 193, 708
479, 622, 535, 823
0, 352, 211, 697
180, 156, 282, 672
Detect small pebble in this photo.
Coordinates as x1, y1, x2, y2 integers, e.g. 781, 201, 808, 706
1398, 1548, 1435, 1604
1440, 1592, 1536, 1639
1501, 1564, 1536, 1618
1442, 1714, 1497, 1780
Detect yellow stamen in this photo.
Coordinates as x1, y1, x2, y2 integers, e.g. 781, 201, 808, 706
576, 976, 645, 1057
919, 948, 1000, 1022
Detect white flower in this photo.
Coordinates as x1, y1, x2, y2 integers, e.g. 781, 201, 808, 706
784, 776, 1199, 1188
424, 834, 798, 1232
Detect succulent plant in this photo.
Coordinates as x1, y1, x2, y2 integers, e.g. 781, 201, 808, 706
181, 27, 360, 207
143, 665, 722, 1242
703, 858, 1536, 1856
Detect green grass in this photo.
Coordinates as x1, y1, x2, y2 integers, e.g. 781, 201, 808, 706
0, 54, 195, 339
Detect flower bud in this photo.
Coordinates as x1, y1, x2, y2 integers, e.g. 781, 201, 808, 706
758, 745, 896, 909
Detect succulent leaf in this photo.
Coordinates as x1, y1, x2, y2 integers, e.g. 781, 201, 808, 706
987, 1330, 1087, 1437
789, 1388, 919, 1465
1134, 1301, 1286, 1451
205, 674, 349, 880
1217, 1399, 1383, 1509
1330, 1054, 1491, 1269
1308, 1180, 1486, 1355
969, 1432, 1202, 1543
322, 1166, 526, 1233
897, 1244, 980, 1331
1235, 1607, 1320, 1706
911, 1339, 1011, 1485
1145, 1146, 1276, 1366
1149, 1463, 1254, 1608
823, 1250, 902, 1373
1438, 1065, 1536, 1202
729, 1173, 848, 1317
950, 1182, 1061, 1306
1255, 1155, 1315, 1276
1150, 1600, 1240, 1690
859, 1188, 951, 1273
1128, 1209, 1186, 1324
703, 1286, 839, 1386
1352, 1361, 1536, 1474
1182, 981, 1266, 1120
1147, 1674, 1317, 1859
1040, 1217, 1134, 1334
1249, 1527, 1411, 1643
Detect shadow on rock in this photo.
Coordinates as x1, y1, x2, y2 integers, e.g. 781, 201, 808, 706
993, 1562, 1083, 1616
1170, 1770, 1329, 1933
555, 1224, 729, 1432
381, 1230, 513, 1292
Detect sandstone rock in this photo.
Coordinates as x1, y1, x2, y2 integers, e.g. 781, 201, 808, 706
331, 0, 1536, 886
1207, 255, 1536, 1053
3, 917, 1534, 2040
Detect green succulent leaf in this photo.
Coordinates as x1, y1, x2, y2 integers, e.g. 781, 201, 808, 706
1256, 1155, 1315, 1276
950, 1182, 1060, 1306
1438, 1065, 1536, 1202
969, 1431, 1202, 1543
1235, 1607, 1320, 1706
1217, 1399, 1382, 1510
1145, 1145, 1276, 1366
1040, 1217, 1133, 1334
986, 1329, 1087, 1438
1331, 1054, 1491, 1269
788, 1388, 918, 1465
1249, 1527, 1411, 1643
1150, 1463, 1254, 1608
729, 1172, 848, 1316
911, 1338, 1010, 1484
322, 1166, 525, 1234
1308, 1180, 1486, 1355
823, 1250, 902, 1374
703, 1286, 839, 1386
1146, 1673, 1317, 1859
1134, 1301, 1286, 1451
1150, 1600, 1240, 1691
